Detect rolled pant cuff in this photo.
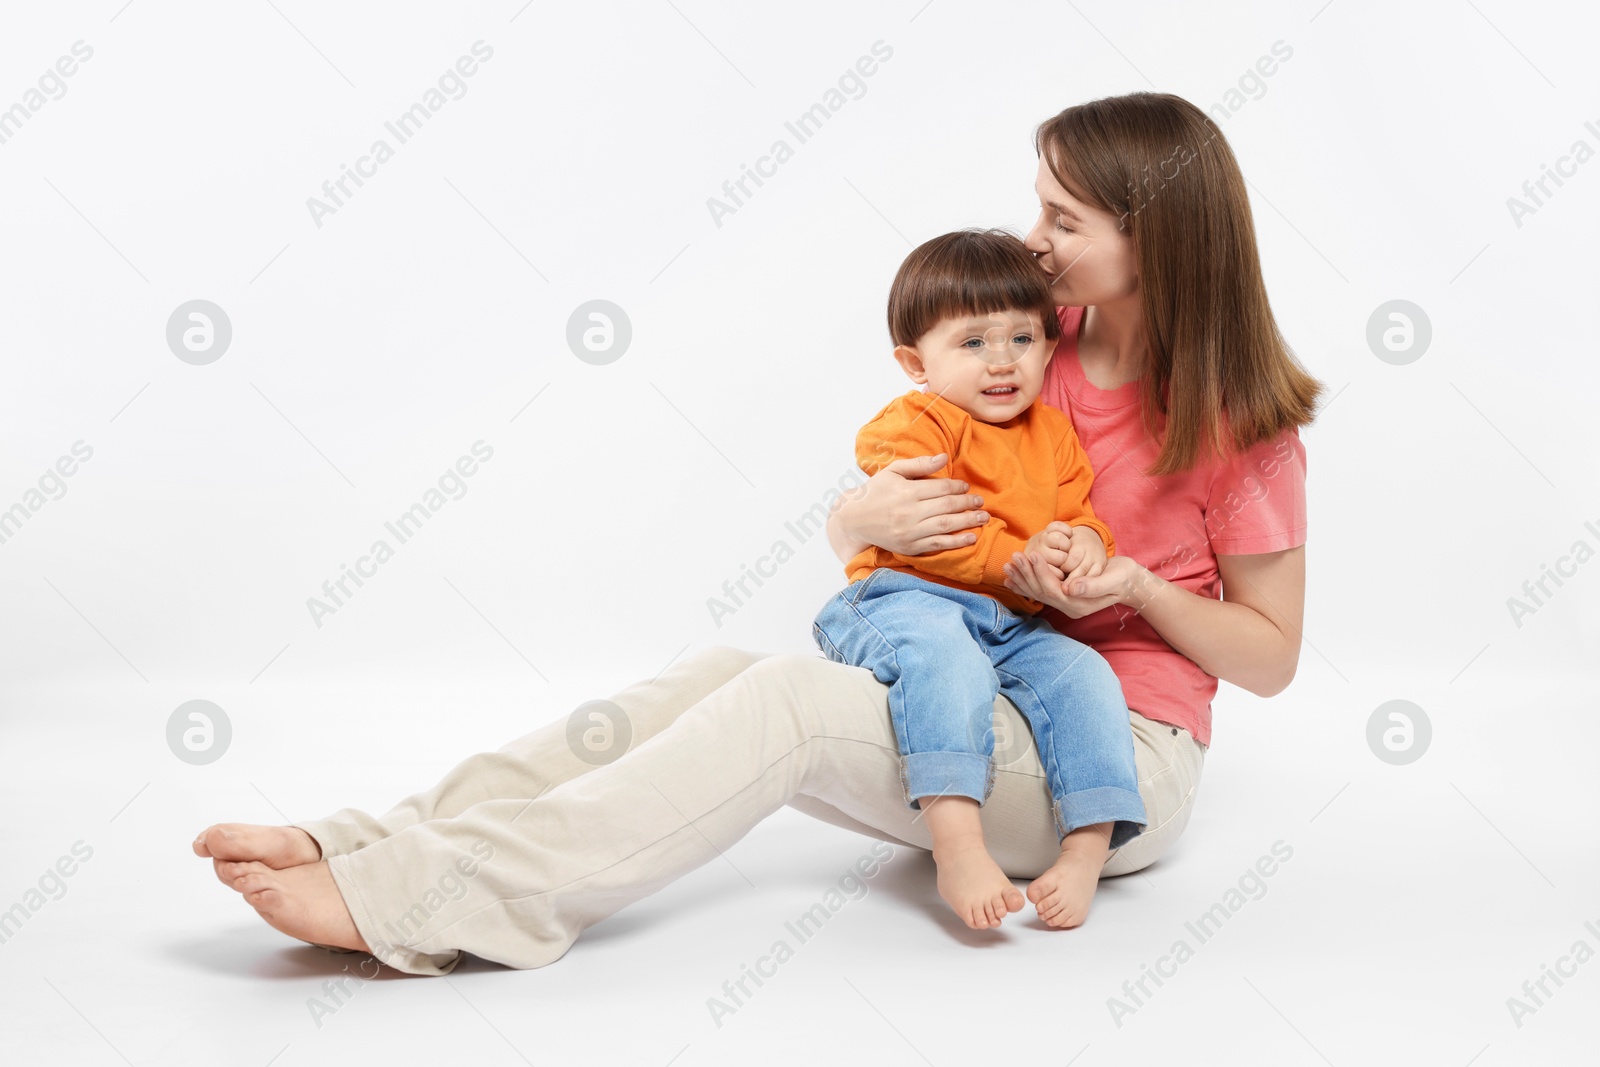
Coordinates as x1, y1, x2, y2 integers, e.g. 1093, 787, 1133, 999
902, 751, 994, 808
290, 819, 349, 861
325, 851, 461, 977
1051, 786, 1148, 848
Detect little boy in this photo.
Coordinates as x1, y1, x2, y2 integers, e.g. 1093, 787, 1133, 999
812, 228, 1146, 931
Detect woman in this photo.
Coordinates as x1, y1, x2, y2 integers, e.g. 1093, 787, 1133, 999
194, 91, 1320, 976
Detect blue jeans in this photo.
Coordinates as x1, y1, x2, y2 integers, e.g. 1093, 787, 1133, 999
811, 568, 1147, 849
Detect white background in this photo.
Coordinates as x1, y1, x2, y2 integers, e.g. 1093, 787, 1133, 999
1, 0, 1596, 1064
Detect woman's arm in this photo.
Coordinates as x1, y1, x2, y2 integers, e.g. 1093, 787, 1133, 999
1004, 546, 1305, 698
1138, 547, 1304, 697
825, 487, 872, 563
824, 452, 990, 564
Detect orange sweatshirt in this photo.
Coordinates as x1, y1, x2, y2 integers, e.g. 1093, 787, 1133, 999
844, 389, 1115, 615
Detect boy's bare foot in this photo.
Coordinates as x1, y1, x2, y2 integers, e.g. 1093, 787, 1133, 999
916, 794, 1025, 930
932, 841, 1027, 930
1026, 823, 1111, 929
215, 859, 370, 954
193, 823, 321, 886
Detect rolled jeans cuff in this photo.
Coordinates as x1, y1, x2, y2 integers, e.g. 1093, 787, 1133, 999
1052, 786, 1148, 849
902, 751, 994, 808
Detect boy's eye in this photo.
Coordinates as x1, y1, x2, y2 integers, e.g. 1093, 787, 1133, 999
961, 337, 985, 348
1013, 334, 1033, 346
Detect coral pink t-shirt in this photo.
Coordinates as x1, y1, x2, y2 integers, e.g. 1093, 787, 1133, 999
1037, 305, 1307, 747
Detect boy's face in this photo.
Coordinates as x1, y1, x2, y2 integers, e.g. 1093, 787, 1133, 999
892, 308, 1056, 424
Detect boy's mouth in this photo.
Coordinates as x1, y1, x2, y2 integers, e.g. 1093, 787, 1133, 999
981, 385, 1019, 397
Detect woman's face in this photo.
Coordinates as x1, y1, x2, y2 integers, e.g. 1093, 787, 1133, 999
1024, 156, 1139, 308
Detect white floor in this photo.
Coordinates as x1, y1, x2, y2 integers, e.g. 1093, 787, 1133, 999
1, 665, 1594, 1066
1, 0, 1594, 1060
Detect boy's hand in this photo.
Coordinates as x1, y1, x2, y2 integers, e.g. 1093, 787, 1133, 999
1022, 522, 1074, 582
1061, 523, 1108, 584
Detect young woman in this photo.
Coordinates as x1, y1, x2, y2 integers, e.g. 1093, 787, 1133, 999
194, 91, 1321, 975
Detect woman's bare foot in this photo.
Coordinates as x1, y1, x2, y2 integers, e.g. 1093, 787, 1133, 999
932, 842, 1027, 930
193, 823, 321, 873
215, 859, 370, 954
1026, 823, 1111, 929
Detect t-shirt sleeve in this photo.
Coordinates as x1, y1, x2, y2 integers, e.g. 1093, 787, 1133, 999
1205, 426, 1307, 555
855, 394, 952, 476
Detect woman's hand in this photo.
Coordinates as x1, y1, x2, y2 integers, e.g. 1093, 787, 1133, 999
828, 453, 990, 559
1003, 551, 1147, 619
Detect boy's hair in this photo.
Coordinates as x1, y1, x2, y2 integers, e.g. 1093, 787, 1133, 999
886, 228, 1061, 349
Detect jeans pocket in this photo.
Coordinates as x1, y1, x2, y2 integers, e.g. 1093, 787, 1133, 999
987, 598, 1021, 638
846, 567, 890, 606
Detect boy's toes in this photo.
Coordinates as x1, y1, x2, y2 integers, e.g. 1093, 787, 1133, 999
1039, 895, 1085, 928
1026, 883, 1053, 909
1004, 886, 1026, 912
1031, 888, 1063, 918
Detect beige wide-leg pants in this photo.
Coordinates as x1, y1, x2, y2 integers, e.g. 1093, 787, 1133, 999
293, 646, 1206, 976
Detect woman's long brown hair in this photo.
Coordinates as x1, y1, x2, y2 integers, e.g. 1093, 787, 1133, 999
1035, 92, 1324, 476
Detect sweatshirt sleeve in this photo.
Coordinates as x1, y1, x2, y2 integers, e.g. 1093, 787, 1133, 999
1053, 414, 1116, 558
855, 396, 1032, 588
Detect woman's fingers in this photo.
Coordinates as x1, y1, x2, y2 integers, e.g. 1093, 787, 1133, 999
907, 530, 980, 555
906, 473, 972, 499
919, 485, 988, 533
886, 454, 987, 534
1069, 570, 1120, 598
880, 452, 949, 478
882, 454, 984, 513
1009, 552, 1056, 601
855, 452, 989, 556
907, 487, 987, 552
1002, 554, 1032, 596
883, 454, 981, 502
